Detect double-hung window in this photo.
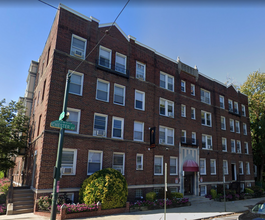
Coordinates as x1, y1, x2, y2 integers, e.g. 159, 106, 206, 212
159, 126, 174, 145
202, 134, 212, 150
160, 98, 174, 117
234, 102, 239, 114
181, 80, 186, 92
201, 185, 207, 196
246, 162, 250, 175
160, 72, 174, 91
235, 121, 240, 133
201, 111, 211, 126
191, 107, 196, 119
239, 161, 244, 175
112, 117, 124, 139
223, 160, 228, 175
61, 149, 77, 175
87, 150, 103, 175
242, 105, 246, 116
99, 46, 111, 68
244, 142, 249, 154
154, 155, 163, 175
96, 79, 110, 102
222, 137, 227, 152
136, 154, 143, 170
200, 158, 206, 175
135, 90, 145, 110
210, 159, 216, 175
134, 121, 144, 142
230, 119, 234, 132
114, 84, 125, 106
191, 84, 195, 96
66, 108, 81, 134
228, 99, 233, 112
69, 71, 84, 96
237, 140, 241, 153
220, 95, 225, 109
115, 53, 126, 74
93, 113, 107, 137
170, 157, 178, 175
181, 104, 186, 117
221, 116, 226, 130
192, 132, 196, 145
201, 89, 211, 104
243, 123, 247, 135
181, 130, 186, 143
113, 153, 125, 174
70, 34, 87, 59
136, 61, 146, 80
231, 139, 236, 153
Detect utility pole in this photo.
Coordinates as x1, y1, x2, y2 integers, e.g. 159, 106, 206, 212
223, 166, 226, 212
50, 73, 72, 220
164, 163, 167, 220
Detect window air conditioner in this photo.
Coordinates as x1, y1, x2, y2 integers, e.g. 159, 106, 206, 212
208, 145, 213, 150
96, 130, 105, 136
73, 49, 83, 58
136, 74, 144, 80
168, 112, 174, 118
62, 167, 73, 174
159, 139, 165, 144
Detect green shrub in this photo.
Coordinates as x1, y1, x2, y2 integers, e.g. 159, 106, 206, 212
79, 168, 128, 210
157, 188, 173, 200
171, 192, 183, 198
245, 188, 254, 194
146, 192, 156, 202
210, 189, 217, 199
0, 178, 10, 195
250, 185, 263, 197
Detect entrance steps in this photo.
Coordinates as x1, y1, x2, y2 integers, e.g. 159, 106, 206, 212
12, 187, 34, 214
185, 195, 210, 203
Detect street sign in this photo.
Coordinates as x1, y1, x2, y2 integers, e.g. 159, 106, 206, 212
50, 120, 75, 130
59, 112, 65, 120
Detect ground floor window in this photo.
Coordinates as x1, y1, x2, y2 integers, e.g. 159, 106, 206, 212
170, 187, 178, 192
135, 189, 143, 199
112, 152, 125, 174
200, 185, 207, 196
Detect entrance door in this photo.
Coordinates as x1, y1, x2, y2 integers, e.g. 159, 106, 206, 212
231, 163, 237, 181
184, 172, 193, 195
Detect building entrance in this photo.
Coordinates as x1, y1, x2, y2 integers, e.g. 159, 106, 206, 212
184, 172, 194, 195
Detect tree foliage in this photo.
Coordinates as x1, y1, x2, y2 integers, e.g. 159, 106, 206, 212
0, 99, 29, 176
240, 71, 265, 180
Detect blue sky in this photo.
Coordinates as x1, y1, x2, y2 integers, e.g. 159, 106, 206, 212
0, 0, 264, 104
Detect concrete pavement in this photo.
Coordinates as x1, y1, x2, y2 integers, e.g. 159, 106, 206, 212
0, 197, 263, 220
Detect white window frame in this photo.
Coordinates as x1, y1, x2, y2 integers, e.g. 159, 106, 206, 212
159, 98, 174, 117
112, 152, 125, 175
244, 142, 249, 154
220, 95, 225, 109
242, 104, 246, 116
235, 121, 240, 133
113, 83, 125, 106
99, 45, 111, 68
192, 132, 196, 145
191, 107, 196, 120
170, 157, 178, 175
154, 155, 163, 175
87, 150, 103, 175
223, 160, 228, 175
222, 137, 227, 152
243, 123, 247, 135
136, 154, 143, 170
96, 79, 110, 102
135, 90, 145, 111
221, 116, 226, 130
93, 113, 107, 137
201, 89, 211, 104
201, 111, 212, 127
181, 104, 186, 117
66, 108, 81, 134
160, 72, 174, 92
200, 158, 206, 175
200, 185, 207, 196
210, 159, 216, 175
136, 61, 146, 81
228, 99, 233, 111
202, 134, 212, 150
239, 161, 244, 175
230, 119, 234, 132
181, 80, 186, 92
231, 139, 236, 153
234, 102, 239, 114
134, 121, 144, 142
68, 71, 84, 96
112, 117, 124, 139
70, 34, 87, 60
115, 52, 126, 74
246, 162, 250, 175
159, 126, 174, 145
181, 130, 186, 143
237, 140, 241, 153
135, 189, 143, 198
191, 84, 195, 96
61, 149, 77, 175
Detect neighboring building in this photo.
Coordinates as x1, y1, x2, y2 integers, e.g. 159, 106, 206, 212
17, 4, 254, 202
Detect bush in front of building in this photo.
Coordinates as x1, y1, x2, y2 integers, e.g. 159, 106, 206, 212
157, 188, 173, 200
245, 188, 254, 195
146, 192, 156, 202
79, 168, 128, 210
171, 192, 183, 198
250, 185, 263, 197
210, 189, 217, 199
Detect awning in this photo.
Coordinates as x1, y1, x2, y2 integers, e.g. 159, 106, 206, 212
183, 160, 199, 172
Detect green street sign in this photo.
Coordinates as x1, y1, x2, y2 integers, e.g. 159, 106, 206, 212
50, 120, 75, 130
59, 112, 65, 120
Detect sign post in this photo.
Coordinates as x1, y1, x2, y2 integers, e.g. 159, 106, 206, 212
164, 163, 167, 220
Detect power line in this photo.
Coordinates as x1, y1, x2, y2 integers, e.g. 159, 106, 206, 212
38, 0, 59, 10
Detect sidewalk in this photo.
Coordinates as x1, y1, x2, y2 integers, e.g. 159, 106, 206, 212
0, 197, 262, 220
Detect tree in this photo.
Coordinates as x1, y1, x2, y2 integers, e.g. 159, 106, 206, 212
0, 99, 29, 177
240, 71, 265, 181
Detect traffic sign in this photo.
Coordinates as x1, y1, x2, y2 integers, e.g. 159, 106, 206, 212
50, 120, 75, 130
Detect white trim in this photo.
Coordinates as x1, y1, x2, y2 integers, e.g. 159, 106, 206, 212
134, 121, 144, 142
87, 150, 103, 175
96, 78, 110, 102
136, 153, 143, 170
160, 71, 174, 92
112, 116, 124, 139
68, 70, 84, 96
169, 156, 178, 175
135, 90, 145, 111
201, 110, 212, 127
113, 152, 125, 175
136, 61, 146, 81
210, 159, 216, 175
191, 107, 196, 120
115, 52, 127, 74
154, 155, 163, 175
99, 45, 112, 69
159, 98, 174, 118
93, 113, 108, 137
61, 148, 77, 175
159, 126, 174, 146
59, 192, 74, 202
59, 4, 92, 22
113, 83, 125, 106
66, 108, 81, 134
221, 116, 226, 130
70, 34, 87, 60
199, 158, 206, 175
99, 23, 129, 41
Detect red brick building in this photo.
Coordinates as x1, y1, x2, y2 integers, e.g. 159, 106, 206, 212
19, 4, 254, 202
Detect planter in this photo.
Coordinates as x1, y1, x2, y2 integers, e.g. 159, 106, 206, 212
183, 202, 191, 206
140, 206, 148, 211
130, 207, 140, 212
244, 196, 253, 199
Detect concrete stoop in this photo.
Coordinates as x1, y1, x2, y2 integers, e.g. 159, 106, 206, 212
186, 195, 211, 203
